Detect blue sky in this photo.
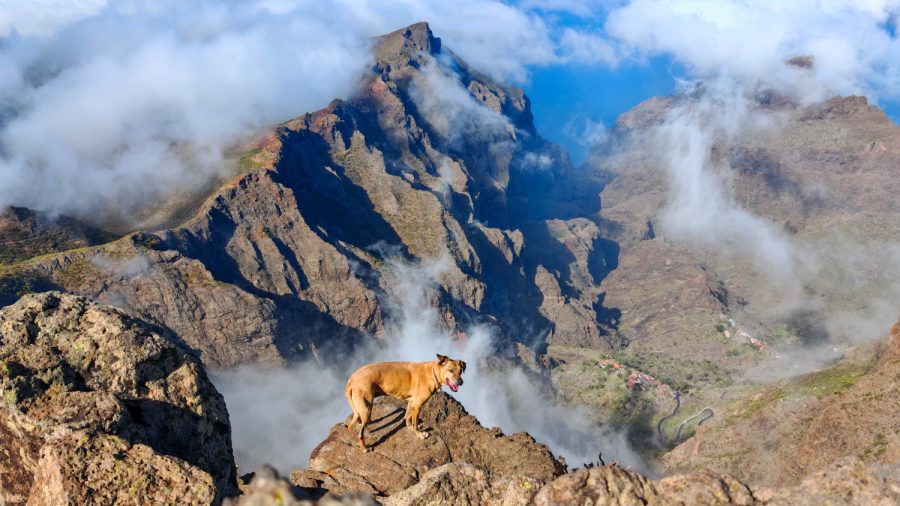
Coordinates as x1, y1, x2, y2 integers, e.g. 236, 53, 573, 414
526, 56, 682, 164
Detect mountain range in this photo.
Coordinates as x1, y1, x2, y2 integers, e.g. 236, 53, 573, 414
0, 22, 897, 504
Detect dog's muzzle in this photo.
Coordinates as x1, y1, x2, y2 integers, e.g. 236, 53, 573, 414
445, 378, 461, 392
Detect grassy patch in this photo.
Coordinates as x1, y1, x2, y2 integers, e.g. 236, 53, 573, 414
796, 364, 867, 399
609, 351, 733, 393
860, 433, 888, 460
726, 343, 759, 357
741, 387, 786, 417
238, 147, 268, 171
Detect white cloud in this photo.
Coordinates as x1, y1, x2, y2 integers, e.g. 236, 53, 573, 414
0, 0, 375, 225
558, 28, 619, 66
0, 0, 107, 37
408, 56, 513, 144
605, 0, 900, 102
2, 0, 628, 225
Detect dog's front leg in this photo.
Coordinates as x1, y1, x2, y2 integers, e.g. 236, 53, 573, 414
407, 400, 429, 439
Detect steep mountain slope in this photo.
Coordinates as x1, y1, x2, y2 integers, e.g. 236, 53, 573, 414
547, 90, 900, 426
0, 23, 612, 368
589, 94, 900, 364
661, 320, 900, 486
531, 86, 900, 463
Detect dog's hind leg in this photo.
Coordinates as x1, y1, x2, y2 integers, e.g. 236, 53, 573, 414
350, 391, 373, 452
346, 411, 360, 432
344, 387, 360, 431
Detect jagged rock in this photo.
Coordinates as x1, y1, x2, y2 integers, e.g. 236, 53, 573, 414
756, 458, 900, 505
27, 433, 218, 505
295, 392, 564, 497
532, 465, 756, 505
382, 463, 537, 506
533, 459, 900, 505
0, 292, 236, 504
227, 465, 378, 506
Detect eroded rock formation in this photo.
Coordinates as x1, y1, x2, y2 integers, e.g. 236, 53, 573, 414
0, 292, 236, 504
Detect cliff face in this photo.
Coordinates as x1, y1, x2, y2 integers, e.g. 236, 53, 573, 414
0, 23, 612, 369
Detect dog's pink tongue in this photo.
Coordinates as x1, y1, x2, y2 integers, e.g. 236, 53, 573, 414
446, 378, 459, 392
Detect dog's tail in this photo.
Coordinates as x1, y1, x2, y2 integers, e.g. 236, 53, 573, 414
345, 380, 353, 403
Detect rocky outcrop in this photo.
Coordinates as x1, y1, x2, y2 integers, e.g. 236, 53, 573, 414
292, 392, 564, 497
532, 458, 899, 505
0, 292, 236, 504
382, 462, 538, 506
533, 466, 756, 505
227, 466, 376, 506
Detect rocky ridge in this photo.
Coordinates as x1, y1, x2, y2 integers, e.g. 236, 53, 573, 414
291, 393, 564, 497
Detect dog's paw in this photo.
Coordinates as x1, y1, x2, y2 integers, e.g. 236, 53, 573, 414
416, 431, 430, 440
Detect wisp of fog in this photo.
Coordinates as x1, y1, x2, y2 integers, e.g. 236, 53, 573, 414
214, 255, 644, 475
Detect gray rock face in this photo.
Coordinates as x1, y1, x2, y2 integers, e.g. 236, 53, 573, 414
0, 292, 236, 504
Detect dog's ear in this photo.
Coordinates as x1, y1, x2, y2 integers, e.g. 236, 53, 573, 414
460, 360, 467, 373
436, 354, 449, 364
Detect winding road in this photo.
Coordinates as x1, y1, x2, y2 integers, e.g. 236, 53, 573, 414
674, 407, 714, 442
656, 391, 681, 444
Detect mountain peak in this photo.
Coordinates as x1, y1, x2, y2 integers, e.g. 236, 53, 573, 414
373, 21, 441, 69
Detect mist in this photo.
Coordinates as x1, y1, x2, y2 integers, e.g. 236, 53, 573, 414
214, 255, 644, 475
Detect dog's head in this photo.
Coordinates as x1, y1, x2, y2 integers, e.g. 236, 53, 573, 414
436, 354, 466, 392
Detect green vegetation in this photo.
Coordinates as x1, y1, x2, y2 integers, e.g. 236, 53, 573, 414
716, 323, 726, 333
766, 323, 799, 346
726, 343, 759, 357
742, 387, 786, 417
56, 259, 95, 287
797, 364, 868, 399
861, 433, 888, 460
238, 147, 268, 171
609, 351, 733, 393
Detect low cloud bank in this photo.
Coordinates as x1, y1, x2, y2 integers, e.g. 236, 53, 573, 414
214, 256, 644, 474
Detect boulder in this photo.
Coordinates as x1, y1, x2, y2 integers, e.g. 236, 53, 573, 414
227, 465, 377, 506
294, 392, 564, 497
0, 292, 236, 504
382, 462, 537, 506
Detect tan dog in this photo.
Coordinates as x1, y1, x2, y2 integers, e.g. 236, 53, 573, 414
344, 354, 466, 452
